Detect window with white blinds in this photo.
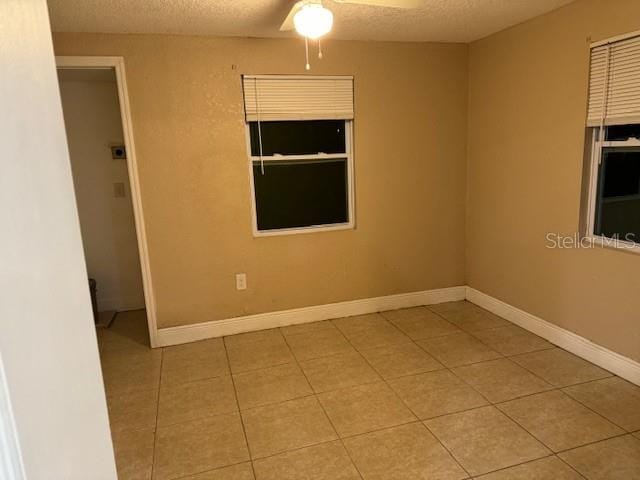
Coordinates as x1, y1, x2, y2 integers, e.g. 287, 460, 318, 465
587, 34, 640, 126
242, 75, 354, 121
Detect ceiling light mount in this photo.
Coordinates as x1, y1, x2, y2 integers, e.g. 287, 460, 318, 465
279, 0, 417, 70
293, 2, 334, 40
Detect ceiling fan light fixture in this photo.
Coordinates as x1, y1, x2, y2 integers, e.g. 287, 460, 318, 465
294, 3, 334, 40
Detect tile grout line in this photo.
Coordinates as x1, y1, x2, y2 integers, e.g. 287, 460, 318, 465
555, 431, 637, 454
221, 336, 259, 480
169, 459, 254, 480
560, 383, 635, 433
340, 323, 473, 478
493, 390, 630, 456
327, 316, 472, 479
115, 304, 631, 479
340, 308, 507, 476
354, 307, 595, 477
149, 347, 164, 480
280, 325, 366, 480
555, 454, 589, 479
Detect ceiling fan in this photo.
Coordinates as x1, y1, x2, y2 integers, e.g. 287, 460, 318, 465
279, 0, 419, 69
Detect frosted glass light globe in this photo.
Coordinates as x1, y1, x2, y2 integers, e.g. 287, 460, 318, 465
294, 4, 334, 40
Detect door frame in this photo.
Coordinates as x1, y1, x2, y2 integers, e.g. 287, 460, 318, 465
56, 56, 159, 347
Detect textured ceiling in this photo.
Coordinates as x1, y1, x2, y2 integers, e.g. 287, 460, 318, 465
47, 0, 574, 43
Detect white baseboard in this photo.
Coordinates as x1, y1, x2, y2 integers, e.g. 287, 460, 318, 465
466, 287, 640, 386
156, 286, 466, 347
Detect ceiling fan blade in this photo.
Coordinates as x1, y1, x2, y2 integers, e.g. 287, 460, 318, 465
333, 0, 420, 8
279, 1, 304, 31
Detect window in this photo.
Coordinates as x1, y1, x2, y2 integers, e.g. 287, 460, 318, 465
248, 120, 353, 233
242, 75, 354, 235
588, 126, 640, 245
584, 33, 640, 249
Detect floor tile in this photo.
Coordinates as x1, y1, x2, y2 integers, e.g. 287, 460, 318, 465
225, 328, 285, 348
388, 369, 488, 419
107, 388, 158, 433
253, 441, 360, 480
157, 376, 237, 427
332, 313, 410, 350
559, 435, 640, 479
102, 349, 162, 394
233, 363, 312, 410
181, 463, 255, 479
452, 358, 552, 403
427, 301, 477, 315
425, 406, 550, 477
280, 320, 336, 336
344, 422, 467, 480
98, 310, 151, 356
417, 332, 502, 367
161, 338, 229, 386
359, 341, 443, 379
153, 412, 249, 480
436, 307, 511, 332
381, 307, 462, 340
112, 427, 155, 480
284, 327, 354, 361
299, 351, 380, 393
498, 390, 623, 452
470, 325, 554, 356
318, 381, 416, 437
474, 456, 582, 479
563, 376, 640, 432
511, 348, 612, 387
241, 396, 337, 459
226, 333, 294, 374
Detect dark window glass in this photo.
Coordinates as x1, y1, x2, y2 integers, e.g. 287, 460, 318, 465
249, 120, 346, 156
253, 159, 348, 231
594, 148, 640, 243
605, 124, 640, 141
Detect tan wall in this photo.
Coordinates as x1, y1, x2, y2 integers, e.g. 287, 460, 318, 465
59, 78, 145, 312
467, 0, 640, 362
53, 33, 468, 329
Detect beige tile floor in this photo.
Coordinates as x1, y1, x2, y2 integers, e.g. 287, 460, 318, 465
98, 304, 640, 480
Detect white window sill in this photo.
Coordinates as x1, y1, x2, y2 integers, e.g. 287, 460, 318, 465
253, 222, 354, 238
585, 234, 640, 255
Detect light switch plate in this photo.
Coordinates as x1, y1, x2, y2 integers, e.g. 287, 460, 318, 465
235, 273, 247, 290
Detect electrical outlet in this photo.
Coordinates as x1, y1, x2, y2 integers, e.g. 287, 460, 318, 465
235, 273, 247, 291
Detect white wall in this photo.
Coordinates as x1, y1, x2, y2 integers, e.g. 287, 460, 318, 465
0, 1, 117, 478
59, 76, 145, 312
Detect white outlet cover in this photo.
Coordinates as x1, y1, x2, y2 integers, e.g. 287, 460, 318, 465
235, 273, 247, 290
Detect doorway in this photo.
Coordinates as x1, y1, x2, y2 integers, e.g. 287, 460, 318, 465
56, 57, 158, 348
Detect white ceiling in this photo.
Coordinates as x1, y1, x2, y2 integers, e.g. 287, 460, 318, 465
48, 0, 574, 43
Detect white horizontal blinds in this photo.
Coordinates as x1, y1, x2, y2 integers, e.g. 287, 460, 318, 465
587, 34, 640, 126
243, 75, 354, 122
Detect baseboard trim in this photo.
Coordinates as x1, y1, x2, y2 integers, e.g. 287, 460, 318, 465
466, 287, 640, 386
155, 286, 466, 347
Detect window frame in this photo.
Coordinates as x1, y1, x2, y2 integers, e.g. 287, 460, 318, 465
245, 120, 355, 237
585, 127, 640, 254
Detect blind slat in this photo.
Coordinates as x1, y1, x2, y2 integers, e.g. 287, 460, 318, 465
243, 75, 354, 122
587, 35, 640, 126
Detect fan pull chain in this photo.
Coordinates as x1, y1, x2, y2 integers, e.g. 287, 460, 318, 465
305, 37, 310, 70
318, 39, 323, 59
